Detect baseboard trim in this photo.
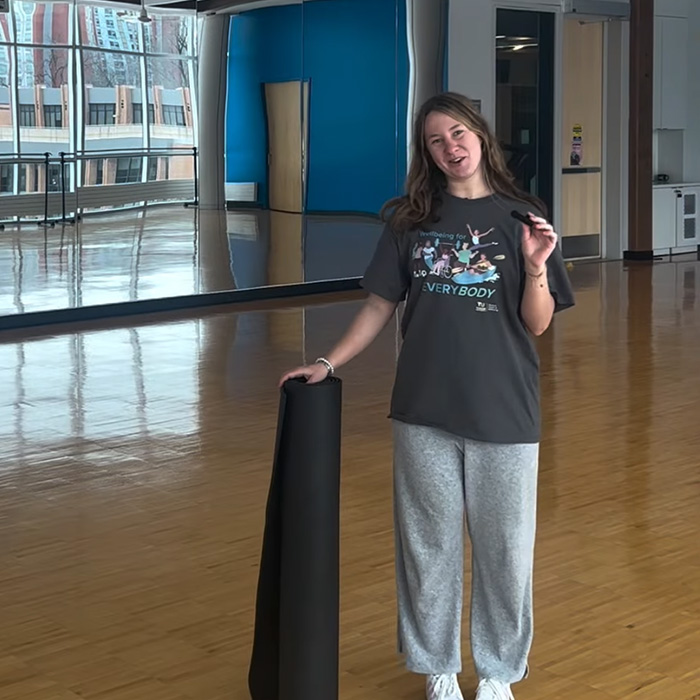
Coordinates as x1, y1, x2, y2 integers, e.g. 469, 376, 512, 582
0, 278, 363, 333
623, 249, 655, 262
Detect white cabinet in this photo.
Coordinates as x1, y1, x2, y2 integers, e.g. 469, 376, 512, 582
653, 185, 700, 253
653, 187, 677, 249
676, 187, 699, 247
653, 16, 689, 130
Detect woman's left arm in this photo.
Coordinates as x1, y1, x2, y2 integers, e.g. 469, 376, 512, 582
520, 214, 558, 336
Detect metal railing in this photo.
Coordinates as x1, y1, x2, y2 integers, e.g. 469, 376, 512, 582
0, 146, 199, 230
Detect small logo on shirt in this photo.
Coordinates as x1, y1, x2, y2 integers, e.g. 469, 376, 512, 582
476, 301, 499, 313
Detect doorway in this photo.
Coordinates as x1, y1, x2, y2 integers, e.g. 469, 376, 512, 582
495, 9, 555, 217
262, 80, 308, 345
262, 80, 309, 289
263, 80, 309, 215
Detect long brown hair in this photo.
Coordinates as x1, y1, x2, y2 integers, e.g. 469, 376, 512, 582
380, 92, 545, 232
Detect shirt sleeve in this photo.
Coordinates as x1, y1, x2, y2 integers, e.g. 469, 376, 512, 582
546, 243, 576, 313
360, 222, 410, 303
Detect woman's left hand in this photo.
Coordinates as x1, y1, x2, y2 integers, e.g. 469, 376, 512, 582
521, 213, 558, 273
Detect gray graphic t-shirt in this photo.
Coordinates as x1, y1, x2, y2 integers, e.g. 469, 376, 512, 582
361, 191, 575, 444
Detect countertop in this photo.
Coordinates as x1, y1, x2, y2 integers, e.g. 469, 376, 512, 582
653, 181, 700, 188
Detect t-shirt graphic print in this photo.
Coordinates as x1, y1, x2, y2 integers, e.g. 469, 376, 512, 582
361, 191, 576, 446
412, 223, 504, 311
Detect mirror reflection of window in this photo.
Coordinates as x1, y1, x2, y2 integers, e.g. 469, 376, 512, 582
0, 0, 197, 205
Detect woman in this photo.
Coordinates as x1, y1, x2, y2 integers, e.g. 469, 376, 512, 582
279, 92, 575, 700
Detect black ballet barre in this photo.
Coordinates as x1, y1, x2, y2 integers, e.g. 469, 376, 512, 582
0, 146, 199, 229
0, 153, 57, 230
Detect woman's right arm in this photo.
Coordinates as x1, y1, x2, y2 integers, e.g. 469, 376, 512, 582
278, 293, 399, 386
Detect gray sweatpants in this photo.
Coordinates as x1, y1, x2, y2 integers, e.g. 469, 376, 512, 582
392, 420, 539, 684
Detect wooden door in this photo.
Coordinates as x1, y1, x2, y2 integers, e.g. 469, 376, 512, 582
561, 19, 603, 259
264, 81, 308, 214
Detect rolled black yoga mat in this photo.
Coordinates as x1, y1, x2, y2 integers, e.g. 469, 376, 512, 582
248, 376, 343, 700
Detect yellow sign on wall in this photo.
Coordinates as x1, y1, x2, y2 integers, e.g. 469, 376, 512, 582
570, 123, 582, 166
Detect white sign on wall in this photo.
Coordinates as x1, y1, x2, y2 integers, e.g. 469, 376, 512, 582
562, 0, 630, 18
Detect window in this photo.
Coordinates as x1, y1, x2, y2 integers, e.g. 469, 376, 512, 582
0, 165, 13, 193
19, 104, 36, 127
47, 163, 63, 192
147, 156, 158, 181
17, 46, 71, 157
133, 102, 155, 124
19, 164, 40, 193
147, 56, 193, 151
144, 15, 191, 56
88, 103, 116, 125
162, 105, 185, 126
43, 104, 63, 127
82, 158, 105, 186
147, 156, 169, 181
0, 0, 197, 206
0, 45, 14, 156
115, 156, 142, 183
82, 47, 141, 150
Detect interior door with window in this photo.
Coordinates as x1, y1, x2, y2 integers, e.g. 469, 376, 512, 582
495, 9, 555, 217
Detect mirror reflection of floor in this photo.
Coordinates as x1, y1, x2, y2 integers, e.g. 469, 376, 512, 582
0, 205, 385, 318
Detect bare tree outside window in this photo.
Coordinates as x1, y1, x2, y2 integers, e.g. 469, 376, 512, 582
34, 49, 68, 88
82, 51, 117, 88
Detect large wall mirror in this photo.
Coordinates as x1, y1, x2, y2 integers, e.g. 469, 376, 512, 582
0, 0, 200, 323
224, 0, 410, 290
0, 0, 447, 326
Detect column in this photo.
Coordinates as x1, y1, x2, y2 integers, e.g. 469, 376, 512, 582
405, 0, 448, 164
625, 0, 654, 260
198, 13, 230, 210
603, 20, 629, 259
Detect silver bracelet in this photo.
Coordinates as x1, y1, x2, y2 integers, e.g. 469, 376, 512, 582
315, 357, 334, 375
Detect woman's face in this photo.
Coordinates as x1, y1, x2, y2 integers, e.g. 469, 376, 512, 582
424, 111, 483, 182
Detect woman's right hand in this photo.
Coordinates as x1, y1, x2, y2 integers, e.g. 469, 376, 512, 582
276, 293, 397, 390
278, 362, 329, 388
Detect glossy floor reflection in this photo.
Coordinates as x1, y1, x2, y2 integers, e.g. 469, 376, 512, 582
0, 205, 384, 318
1, 258, 699, 699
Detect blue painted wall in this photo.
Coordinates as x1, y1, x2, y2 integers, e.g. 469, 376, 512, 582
225, 4, 302, 209
225, 0, 409, 214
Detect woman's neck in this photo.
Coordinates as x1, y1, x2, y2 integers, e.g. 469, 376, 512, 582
446, 172, 492, 200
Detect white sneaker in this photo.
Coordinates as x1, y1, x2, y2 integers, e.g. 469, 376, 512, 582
426, 673, 465, 700
475, 678, 515, 700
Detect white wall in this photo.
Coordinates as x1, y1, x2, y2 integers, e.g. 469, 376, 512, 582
447, 0, 699, 256
447, 0, 496, 124
653, 0, 698, 184
447, 0, 562, 231
406, 0, 448, 166
447, 0, 560, 125
683, 1, 700, 183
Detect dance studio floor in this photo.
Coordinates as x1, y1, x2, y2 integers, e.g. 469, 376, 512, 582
0, 257, 699, 699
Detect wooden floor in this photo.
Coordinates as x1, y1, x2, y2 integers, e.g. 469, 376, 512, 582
1, 257, 699, 700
